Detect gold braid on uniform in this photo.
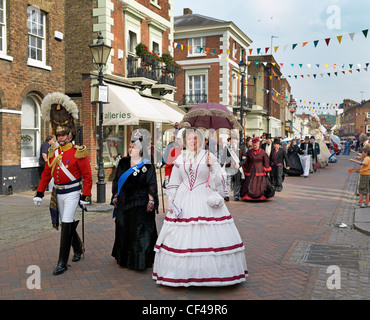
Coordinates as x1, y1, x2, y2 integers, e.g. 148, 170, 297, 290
47, 143, 73, 176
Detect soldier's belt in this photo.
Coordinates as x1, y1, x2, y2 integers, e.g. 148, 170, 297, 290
53, 178, 82, 194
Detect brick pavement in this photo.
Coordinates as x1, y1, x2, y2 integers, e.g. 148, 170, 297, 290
0, 155, 369, 301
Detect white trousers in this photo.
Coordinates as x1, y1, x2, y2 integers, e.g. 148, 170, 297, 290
57, 190, 80, 223
302, 155, 311, 177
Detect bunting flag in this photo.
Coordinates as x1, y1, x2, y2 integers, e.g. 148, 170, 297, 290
172, 28, 368, 58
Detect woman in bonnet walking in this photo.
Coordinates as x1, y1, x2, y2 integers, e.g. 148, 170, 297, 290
153, 129, 248, 287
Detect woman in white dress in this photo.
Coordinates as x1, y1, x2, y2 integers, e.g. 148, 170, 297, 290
152, 129, 248, 287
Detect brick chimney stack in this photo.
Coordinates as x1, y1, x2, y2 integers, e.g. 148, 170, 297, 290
183, 8, 193, 15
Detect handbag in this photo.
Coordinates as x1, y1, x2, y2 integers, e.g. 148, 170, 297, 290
207, 190, 224, 208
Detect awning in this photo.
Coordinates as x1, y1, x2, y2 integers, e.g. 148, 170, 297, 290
143, 97, 185, 124
100, 84, 169, 126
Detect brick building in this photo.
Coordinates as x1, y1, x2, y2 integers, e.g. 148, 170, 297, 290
247, 55, 283, 137
0, 0, 65, 195
339, 99, 370, 137
280, 77, 294, 138
72, 0, 184, 188
0, 0, 184, 196
173, 8, 252, 133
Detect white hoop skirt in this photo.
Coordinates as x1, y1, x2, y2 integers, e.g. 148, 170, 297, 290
152, 151, 248, 287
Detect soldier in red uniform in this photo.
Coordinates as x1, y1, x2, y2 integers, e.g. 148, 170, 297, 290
33, 92, 92, 275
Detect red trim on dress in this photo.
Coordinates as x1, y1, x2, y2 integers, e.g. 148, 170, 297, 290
155, 242, 244, 254
165, 215, 233, 223
152, 271, 248, 284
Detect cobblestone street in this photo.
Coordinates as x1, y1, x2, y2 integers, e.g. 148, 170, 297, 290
1, 155, 369, 301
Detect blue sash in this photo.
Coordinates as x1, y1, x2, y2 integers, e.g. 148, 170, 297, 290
112, 158, 150, 218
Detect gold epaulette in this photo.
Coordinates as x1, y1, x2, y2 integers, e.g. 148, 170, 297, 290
47, 146, 58, 160
74, 145, 88, 159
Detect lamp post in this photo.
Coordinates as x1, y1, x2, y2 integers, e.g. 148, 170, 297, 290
239, 59, 247, 143
89, 32, 112, 203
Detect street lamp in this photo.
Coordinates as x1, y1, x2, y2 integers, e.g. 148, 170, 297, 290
239, 59, 247, 143
89, 32, 112, 203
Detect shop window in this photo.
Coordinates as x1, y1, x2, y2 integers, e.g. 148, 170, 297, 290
21, 96, 41, 168
97, 125, 126, 167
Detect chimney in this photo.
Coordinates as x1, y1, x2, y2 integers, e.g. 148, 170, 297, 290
183, 8, 193, 15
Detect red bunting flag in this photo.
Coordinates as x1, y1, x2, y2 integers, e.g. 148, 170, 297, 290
325, 38, 331, 46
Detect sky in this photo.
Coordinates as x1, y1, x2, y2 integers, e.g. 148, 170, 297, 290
173, 0, 370, 115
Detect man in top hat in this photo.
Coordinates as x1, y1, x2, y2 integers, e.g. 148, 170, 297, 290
221, 134, 247, 201
300, 135, 314, 178
261, 133, 274, 158
310, 136, 320, 172
33, 92, 93, 275
270, 139, 290, 191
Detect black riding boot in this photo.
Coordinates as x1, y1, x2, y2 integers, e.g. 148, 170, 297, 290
71, 220, 84, 262
53, 222, 74, 275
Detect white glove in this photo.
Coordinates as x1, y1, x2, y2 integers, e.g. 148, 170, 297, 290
33, 197, 42, 206
79, 200, 90, 209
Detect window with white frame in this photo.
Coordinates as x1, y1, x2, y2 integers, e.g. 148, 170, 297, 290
186, 73, 207, 104
152, 41, 160, 54
21, 96, 41, 168
0, 0, 5, 53
188, 37, 206, 56
150, 0, 159, 6
232, 41, 236, 59
367, 112, 370, 119
232, 73, 238, 105
128, 30, 138, 54
27, 6, 46, 63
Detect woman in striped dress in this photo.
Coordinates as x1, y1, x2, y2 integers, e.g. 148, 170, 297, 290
152, 129, 248, 287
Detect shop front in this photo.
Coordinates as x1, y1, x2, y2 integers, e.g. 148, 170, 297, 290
94, 81, 185, 174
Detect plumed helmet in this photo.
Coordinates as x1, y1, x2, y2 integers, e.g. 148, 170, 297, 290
41, 92, 78, 138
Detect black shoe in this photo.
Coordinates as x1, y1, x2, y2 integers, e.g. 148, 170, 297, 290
53, 222, 74, 276
72, 252, 83, 262
234, 197, 239, 201
53, 262, 68, 275
304, 176, 308, 178
224, 197, 230, 202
